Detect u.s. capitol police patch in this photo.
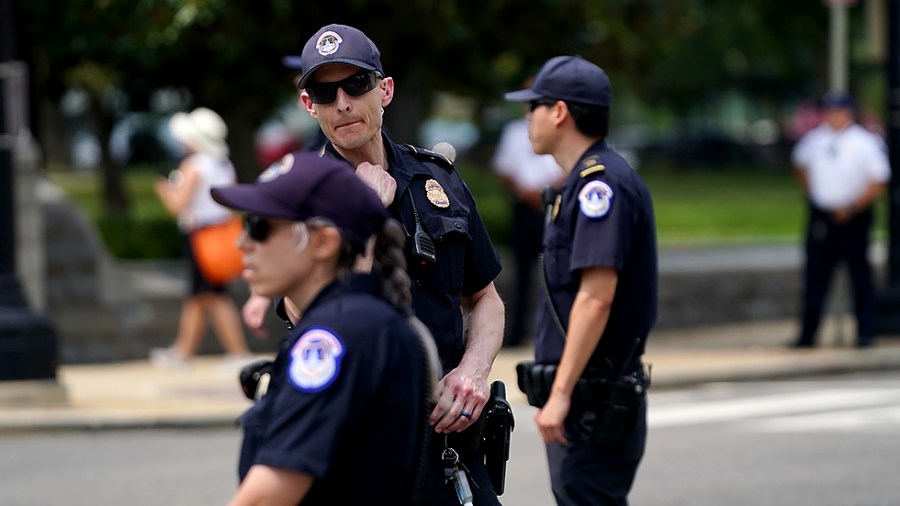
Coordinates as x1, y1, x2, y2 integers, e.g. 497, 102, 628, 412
288, 327, 344, 392
578, 181, 613, 219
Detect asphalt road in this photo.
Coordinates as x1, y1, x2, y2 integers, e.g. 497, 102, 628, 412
3, 371, 900, 505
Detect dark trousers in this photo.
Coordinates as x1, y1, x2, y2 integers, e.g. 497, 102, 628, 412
797, 204, 876, 346
505, 200, 545, 347
546, 398, 647, 506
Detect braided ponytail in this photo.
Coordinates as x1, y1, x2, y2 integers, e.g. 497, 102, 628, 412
372, 218, 440, 396
372, 219, 440, 505
371, 219, 412, 310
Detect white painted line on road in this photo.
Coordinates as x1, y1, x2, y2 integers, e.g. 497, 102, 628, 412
648, 389, 900, 428
742, 405, 900, 433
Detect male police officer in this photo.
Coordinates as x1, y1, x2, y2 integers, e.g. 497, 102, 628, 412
273, 24, 505, 505
506, 56, 656, 505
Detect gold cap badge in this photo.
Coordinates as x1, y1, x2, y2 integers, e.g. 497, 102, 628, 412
425, 179, 450, 208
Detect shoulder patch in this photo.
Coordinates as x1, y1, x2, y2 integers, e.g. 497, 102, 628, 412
288, 327, 345, 393
401, 144, 454, 171
578, 180, 614, 219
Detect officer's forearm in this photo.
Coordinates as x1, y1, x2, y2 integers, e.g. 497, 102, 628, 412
459, 282, 505, 375
551, 268, 616, 398
551, 294, 610, 399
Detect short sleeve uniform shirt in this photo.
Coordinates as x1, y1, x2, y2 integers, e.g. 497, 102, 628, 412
238, 277, 425, 505
536, 141, 658, 371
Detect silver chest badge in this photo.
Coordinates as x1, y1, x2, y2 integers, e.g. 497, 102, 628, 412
425, 179, 450, 208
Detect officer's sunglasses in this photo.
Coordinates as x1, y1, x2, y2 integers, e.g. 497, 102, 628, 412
303, 71, 383, 104
530, 99, 559, 112
243, 214, 285, 242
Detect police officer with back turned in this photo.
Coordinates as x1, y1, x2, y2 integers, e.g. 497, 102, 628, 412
506, 56, 656, 505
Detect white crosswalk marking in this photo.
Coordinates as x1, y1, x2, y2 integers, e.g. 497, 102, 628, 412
648, 384, 900, 431
746, 405, 900, 432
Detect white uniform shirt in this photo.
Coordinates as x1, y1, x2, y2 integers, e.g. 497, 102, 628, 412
177, 152, 236, 232
492, 119, 562, 191
791, 123, 891, 210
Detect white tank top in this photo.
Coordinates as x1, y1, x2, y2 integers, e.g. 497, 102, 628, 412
177, 153, 236, 232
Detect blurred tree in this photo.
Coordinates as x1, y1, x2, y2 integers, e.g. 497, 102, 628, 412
17, 0, 841, 214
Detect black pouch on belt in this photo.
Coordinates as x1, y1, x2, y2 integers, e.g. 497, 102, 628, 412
516, 361, 557, 408
583, 372, 647, 449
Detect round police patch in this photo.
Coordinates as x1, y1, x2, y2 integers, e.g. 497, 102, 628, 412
288, 327, 344, 392
257, 153, 294, 182
578, 180, 613, 219
316, 31, 343, 56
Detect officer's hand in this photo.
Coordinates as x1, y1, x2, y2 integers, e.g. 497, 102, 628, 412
242, 294, 271, 339
355, 162, 397, 207
833, 207, 854, 224
429, 367, 489, 434
535, 393, 570, 445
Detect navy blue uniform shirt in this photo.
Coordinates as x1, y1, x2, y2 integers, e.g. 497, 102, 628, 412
325, 135, 502, 375
238, 275, 426, 505
536, 140, 657, 371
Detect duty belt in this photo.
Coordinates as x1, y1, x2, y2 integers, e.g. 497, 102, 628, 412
515, 360, 650, 409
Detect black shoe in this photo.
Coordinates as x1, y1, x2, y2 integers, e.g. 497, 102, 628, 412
790, 340, 814, 349
856, 339, 874, 349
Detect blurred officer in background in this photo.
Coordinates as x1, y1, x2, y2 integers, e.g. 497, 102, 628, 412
492, 85, 564, 348
243, 23, 507, 505
507, 56, 656, 505
214, 152, 440, 505
791, 92, 891, 349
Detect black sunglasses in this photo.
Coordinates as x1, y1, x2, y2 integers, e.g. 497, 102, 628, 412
303, 71, 383, 104
529, 99, 559, 112
243, 214, 279, 242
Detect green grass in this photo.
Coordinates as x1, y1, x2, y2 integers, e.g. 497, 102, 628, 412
643, 168, 805, 245
48, 163, 890, 258
461, 162, 889, 247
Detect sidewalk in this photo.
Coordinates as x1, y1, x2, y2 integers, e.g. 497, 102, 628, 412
3, 319, 900, 432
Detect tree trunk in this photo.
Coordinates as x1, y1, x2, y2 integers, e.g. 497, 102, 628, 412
86, 95, 129, 216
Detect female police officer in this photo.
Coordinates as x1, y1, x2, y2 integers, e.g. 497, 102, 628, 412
506, 56, 657, 505
212, 152, 440, 506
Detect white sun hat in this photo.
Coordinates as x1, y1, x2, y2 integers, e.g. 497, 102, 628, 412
169, 107, 229, 158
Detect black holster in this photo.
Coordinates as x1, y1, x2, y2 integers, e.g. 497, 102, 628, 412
481, 381, 514, 495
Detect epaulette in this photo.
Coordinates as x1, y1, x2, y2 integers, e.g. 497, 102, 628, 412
578, 155, 606, 179
400, 144, 454, 171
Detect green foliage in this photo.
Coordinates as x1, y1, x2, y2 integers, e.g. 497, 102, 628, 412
456, 163, 512, 246
50, 161, 891, 260
49, 170, 183, 259
96, 216, 182, 259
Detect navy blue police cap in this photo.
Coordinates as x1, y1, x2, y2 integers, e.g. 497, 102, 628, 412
504, 55, 612, 108
296, 24, 384, 89
820, 91, 855, 110
211, 152, 388, 248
